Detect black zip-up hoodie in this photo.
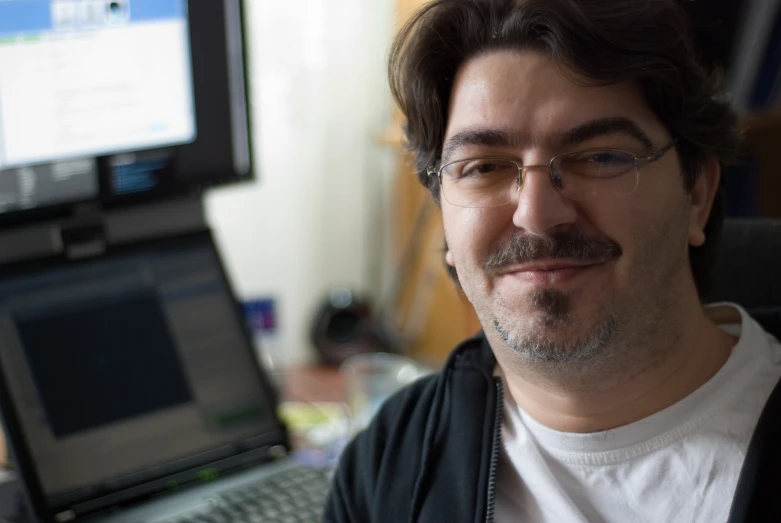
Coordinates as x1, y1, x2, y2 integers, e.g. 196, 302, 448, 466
324, 333, 781, 523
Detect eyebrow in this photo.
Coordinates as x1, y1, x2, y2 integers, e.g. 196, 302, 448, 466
440, 117, 655, 164
441, 129, 527, 164
558, 117, 654, 150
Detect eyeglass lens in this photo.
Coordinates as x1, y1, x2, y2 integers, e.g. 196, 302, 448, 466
439, 150, 639, 208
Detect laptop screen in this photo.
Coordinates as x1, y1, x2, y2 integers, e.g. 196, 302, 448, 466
0, 233, 281, 511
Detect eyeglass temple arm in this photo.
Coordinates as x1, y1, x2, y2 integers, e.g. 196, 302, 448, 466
634, 138, 679, 166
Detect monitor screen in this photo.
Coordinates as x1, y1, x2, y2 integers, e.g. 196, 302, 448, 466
0, 0, 196, 170
0, 0, 251, 224
0, 234, 280, 513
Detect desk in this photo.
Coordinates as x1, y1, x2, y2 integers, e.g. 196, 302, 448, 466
277, 367, 349, 458
280, 366, 346, 404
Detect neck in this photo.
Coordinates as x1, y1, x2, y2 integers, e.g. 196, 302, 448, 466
492, 303, 738, 433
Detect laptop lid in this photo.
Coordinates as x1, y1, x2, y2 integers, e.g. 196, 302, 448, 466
0, 230, 289, 522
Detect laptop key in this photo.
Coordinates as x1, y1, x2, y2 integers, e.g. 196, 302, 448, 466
201, 466, 330, 523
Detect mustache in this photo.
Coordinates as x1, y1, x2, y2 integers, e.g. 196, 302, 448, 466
484, 228, 622, 272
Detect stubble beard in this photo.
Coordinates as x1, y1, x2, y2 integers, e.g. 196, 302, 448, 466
492, 288, 620, 365
477, 226, 623, 368
460, 216, 687, 381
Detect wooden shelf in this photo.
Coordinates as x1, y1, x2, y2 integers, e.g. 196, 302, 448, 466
377, 124, 404, 147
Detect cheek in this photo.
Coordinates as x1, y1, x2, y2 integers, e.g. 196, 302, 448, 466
609, 190, 691, 284
442, 206, 505, 266
577, 193, 658, 275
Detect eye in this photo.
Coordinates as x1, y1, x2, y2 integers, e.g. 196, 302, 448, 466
461, 162, 495, 177
552, 171, 564, 188
459, 160, 514, 179
440, 159, 517, 184
587, 152, 629, 164
559, 150, 636, 179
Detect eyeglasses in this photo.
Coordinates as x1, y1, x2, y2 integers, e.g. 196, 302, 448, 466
427, 139, 678, 208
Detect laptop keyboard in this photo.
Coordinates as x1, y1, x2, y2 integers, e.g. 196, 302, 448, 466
170, 467, 331, 523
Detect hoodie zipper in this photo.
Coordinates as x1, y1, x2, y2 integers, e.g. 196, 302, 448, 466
485, 377, 504, 523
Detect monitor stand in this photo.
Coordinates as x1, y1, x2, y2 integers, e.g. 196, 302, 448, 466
0, 196, 208, 267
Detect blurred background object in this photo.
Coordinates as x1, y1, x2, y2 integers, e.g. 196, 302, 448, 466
340, 352, 428, 434
310, 288, 393, 366
205, 0, 402, 368
243, 296, 283, 375
685, 0, 781, 219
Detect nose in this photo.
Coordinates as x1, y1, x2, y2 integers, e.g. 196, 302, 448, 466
512, 166, 578, 235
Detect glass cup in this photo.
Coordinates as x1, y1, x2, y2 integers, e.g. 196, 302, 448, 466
340, 352, 427, 435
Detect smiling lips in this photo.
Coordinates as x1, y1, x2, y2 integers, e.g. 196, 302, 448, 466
496, 259, 606, 285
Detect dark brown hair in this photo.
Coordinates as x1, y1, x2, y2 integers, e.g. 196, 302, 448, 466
388, 0, 742, 298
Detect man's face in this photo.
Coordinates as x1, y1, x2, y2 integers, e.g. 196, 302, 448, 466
441, 50, 704, 364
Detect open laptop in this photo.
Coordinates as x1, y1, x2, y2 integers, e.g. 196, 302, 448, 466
0, 230, 331, 523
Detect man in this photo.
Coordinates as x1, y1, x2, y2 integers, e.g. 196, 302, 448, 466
325, 1, 781, 521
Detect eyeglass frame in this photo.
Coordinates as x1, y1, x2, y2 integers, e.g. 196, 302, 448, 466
426, 138, 680, 208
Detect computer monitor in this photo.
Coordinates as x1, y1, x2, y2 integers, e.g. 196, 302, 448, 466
0, 0, 251, 226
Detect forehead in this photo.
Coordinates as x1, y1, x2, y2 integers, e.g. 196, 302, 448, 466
443, 50, 666, 150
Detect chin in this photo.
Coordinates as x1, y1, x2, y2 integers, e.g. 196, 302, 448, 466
494, 313, 618, 364
493, 288, 619, 352
496, 287, 574, 324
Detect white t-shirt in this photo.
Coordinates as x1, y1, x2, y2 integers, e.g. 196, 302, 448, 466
494, 304, 781, 523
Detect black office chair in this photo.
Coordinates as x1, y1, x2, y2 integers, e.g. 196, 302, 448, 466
708, 218, 781, 339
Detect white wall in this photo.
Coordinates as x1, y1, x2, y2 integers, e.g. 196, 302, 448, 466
205, 0, 398, 366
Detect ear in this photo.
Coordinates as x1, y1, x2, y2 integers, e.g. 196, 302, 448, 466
445, 250, 456, 267
688, 156, 720, 248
